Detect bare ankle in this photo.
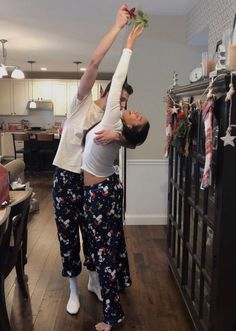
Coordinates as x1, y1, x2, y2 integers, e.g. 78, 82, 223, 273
95, 322, 112, 331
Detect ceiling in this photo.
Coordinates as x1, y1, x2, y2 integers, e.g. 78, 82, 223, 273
0, 0, 200, 74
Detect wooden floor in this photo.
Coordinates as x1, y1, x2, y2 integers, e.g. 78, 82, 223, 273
5, 173, 195, 331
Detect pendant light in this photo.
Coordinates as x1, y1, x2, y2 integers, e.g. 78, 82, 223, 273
28, 60, 36, 109
73, 61, 82, 87
0, 39, 25, 79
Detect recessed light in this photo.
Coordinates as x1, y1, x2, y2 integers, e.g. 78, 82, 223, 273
40, 67, 47, 71
80, 67, 86, 72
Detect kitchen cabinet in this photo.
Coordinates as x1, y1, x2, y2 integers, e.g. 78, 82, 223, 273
66, 81, 78, 115
0, 80, 29, 116
0, 79, 110, 117
0, 80, 12, 115
12, 80, 29, 115
33, 80, 53, 100
93, 80, 109, 99
52, 81, 68, 116
167, 75, 236, 331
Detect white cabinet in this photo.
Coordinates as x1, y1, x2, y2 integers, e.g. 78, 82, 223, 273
0, 80, 29, 116
95, 80, 109, 99
52, 82, 68, 116
0, 79, 109, 117
13, 80, 29, 115
33, 80, 53, 100
66, 81, 78, 114
0, 80, 13, 115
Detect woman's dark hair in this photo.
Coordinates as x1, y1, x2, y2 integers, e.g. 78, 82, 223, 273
102, 80, 133, 98
121, 120, 150, 146
82, 121, 100, 147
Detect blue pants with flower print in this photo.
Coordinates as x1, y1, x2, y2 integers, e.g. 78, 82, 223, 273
82, 173, 131, 325
52, 167, 86, 277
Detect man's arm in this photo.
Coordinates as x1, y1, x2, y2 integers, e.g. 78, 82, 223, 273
77, 5, 129, 101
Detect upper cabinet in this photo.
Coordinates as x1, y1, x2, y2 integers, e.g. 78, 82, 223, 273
52, 81, 68, 116
33, 80, 53, 100
0, 79, 109, 117
13, 80, 29, 115
0, 80, 12, 115
0, 80, 29, 115
66, 81, 78, 116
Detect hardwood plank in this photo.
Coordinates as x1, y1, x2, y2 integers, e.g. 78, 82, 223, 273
4, 173, 194, 331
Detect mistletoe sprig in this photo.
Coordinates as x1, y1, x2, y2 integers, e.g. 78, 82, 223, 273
125, 7, 149, 27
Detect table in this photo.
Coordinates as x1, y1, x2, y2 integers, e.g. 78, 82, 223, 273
9, 189, 33, 207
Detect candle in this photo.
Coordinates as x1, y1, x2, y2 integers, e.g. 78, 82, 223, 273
227, 44, 236, 70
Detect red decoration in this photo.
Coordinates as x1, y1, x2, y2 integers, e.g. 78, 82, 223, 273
125, 7, 136, 19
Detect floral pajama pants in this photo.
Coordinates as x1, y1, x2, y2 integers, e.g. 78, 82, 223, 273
52, 167, 85, 277
82, 173, 131, 325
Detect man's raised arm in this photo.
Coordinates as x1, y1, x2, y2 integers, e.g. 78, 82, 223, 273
77, 5, 129, 101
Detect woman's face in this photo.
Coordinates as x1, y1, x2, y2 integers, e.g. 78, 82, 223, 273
122, 110, 148, 127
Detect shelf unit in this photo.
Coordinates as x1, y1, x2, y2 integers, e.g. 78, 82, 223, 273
167, 75, 236, 331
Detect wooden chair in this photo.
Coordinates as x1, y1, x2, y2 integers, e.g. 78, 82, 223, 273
12, 133, 33, 173
0, 207, 11, 330
36, 133, 56, 171
0, 190, 32, 331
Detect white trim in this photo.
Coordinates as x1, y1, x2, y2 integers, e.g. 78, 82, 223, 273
127, 159, 168, 166
125, 214, 167, 225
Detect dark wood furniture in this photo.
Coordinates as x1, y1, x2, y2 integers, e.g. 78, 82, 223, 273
0, 189, 32, 331
167, 75, 236, 331
22, 133, 59, 171
36, 133, 56, 170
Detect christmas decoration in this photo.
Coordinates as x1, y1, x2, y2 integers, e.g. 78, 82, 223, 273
164, 97, 174, 158
221, 72, 236, 148
220, 127, 236, 146
125, 7, 149, 27
201, 96, 215, 189
172, 102, 192, 156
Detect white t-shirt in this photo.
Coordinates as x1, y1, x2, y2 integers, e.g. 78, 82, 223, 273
81, 48, 132, 177
53, 92, 104, 173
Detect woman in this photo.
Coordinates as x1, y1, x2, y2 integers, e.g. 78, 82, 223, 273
52, 5, 132, 315
81, 24, 149, 331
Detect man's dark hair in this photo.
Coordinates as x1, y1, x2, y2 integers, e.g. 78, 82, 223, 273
101, 79, 133, 98
121, 120, 150, 146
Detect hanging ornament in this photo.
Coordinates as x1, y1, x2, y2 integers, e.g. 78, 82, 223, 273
171, 105, 179, 114
220, 126, 236, 146
221, 73, 236, 147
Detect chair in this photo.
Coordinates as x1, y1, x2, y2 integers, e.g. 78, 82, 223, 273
36, 133, 56, 171
0, 189, 32, 331
12, 133, 33, 173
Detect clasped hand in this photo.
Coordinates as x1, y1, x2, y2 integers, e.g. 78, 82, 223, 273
93, 130, 119, 145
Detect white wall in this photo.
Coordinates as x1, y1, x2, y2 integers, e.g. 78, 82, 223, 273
187, 0, 236, 54
124, 16, 202, 225
125, 160, 168, 225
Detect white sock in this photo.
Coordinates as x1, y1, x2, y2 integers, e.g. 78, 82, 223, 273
88, 271, 103, 302
66, 277, 80, 314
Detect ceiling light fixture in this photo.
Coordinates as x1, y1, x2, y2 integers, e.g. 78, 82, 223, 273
0, 39, 25, 79
28, 60, 36, 109
73, 61, 82, 87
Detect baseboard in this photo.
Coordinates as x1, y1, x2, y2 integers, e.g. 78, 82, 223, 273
125, 214, 167, 225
